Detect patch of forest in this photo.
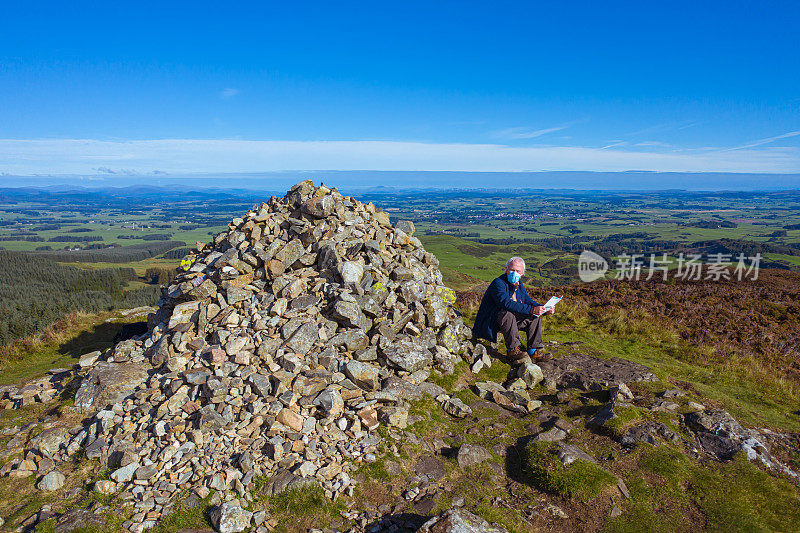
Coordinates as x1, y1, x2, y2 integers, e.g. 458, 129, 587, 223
0, 251, 160, 345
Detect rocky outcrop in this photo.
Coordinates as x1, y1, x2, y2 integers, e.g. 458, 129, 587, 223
538, 352, 658, 391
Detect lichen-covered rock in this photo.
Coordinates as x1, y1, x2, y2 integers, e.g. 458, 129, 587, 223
74, 362, 149, 412
418, 508, 508, 533
382, 338, 434, 372
456, 444, 492, 468
37, 470, 65, 491
441, 397, 472, 418
344, 360, 381, 391
209, 501, 253, 533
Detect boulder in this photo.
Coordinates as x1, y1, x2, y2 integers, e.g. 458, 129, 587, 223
457, 444, 493, 468
37, 470, 65, 491
418, 508, 508, 533
74, 362, 149, 412
209, 502, 253, 533
344, 361, 380, 391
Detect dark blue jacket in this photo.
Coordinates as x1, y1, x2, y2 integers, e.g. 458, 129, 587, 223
471, 275, 540, 343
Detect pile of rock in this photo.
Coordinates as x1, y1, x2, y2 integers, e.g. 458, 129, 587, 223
41, 180, 502, 531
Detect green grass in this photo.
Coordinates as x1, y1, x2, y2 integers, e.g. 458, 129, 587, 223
0, 310, 135, 385
427, 361, 469, 391
540, 302, 800, 432
354, 457, 395, 483
264, 485, 346, 533
150, 491, 215, 532
521, 440, 617, 498
607, 447, 800, 532
604, 405, 643, 438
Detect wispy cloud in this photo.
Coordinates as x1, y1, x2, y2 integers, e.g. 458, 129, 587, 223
220, 88, 240, 99
1, 138, 798, 175
624, 120, 698, 137
493, 124, 572, 140
633, 141, 674, 148
723, 130, 800, 151
600, 141, 627, 150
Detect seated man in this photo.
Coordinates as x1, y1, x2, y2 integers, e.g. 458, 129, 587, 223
471, 256, 553, 362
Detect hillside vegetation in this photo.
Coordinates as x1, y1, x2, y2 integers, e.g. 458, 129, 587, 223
0, 251, 159, 348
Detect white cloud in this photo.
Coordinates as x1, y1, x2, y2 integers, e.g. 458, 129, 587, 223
0, 138, 798, 175
220, 88, 240, 99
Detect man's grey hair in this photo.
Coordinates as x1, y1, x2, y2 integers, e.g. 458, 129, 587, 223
506, 256, 525, 271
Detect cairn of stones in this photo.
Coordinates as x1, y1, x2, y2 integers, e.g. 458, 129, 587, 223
67, 180, 487, 529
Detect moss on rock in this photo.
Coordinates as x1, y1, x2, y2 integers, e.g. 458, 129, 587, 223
520, 441, 617, 498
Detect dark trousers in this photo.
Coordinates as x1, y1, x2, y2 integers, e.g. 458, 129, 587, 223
497, 309, 543, 351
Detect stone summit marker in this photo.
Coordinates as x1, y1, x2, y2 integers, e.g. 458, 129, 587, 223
67, 180, 480, 531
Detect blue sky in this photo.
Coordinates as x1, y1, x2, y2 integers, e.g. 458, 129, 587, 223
1, 1, 799, 177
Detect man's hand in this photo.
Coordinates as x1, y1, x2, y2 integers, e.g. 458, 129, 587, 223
545, 306, 555, 315
531, 305, 546, 316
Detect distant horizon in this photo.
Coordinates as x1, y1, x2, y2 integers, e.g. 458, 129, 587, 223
2, 170, 800, 193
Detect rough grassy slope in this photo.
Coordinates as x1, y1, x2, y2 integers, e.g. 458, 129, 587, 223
1, 280, 799, 532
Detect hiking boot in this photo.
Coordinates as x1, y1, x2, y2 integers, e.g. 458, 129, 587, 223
507, 346, 526, 361
533, 352, 553, 362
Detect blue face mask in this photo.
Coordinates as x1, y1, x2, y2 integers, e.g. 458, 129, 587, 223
507, 270, 521, 284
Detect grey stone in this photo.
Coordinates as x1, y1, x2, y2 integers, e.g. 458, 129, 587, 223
37, 470, 65, 491
343, 360, 380, 391
588, 400, 625, 429
651, 398, 680, 412
339, 261, 364, 284
414, 456, 446, 482
437, 324, 460, 353
555, 444, 597, 466
261, 469, 317, 497
285, 321, 319, 353
381, 377, 425, 401
209, 502, 253, 533
28, 427, 67, 456
54, 510, 104, 533
248, 374, 272, 397
420, 381, 447, 398
276, 239, 306, 267
457, 444, 492, 468
150, 335, 170, 366
331, 300, 366, 329
302, 195, 334, 218
442, 397, 472, 418
537, 352, 658, 391
111, 462, 139, 483
418, 508, 508, 533
331, 328, 369, 351
533, 427, 568, 442
382, 338, 434, 373
518, 363, 544, 388
135, 464, 158, 480
78, 350, 101, 368
74, 362, 149, 412
314, 388, 344, 417
395, 220, 415, 236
